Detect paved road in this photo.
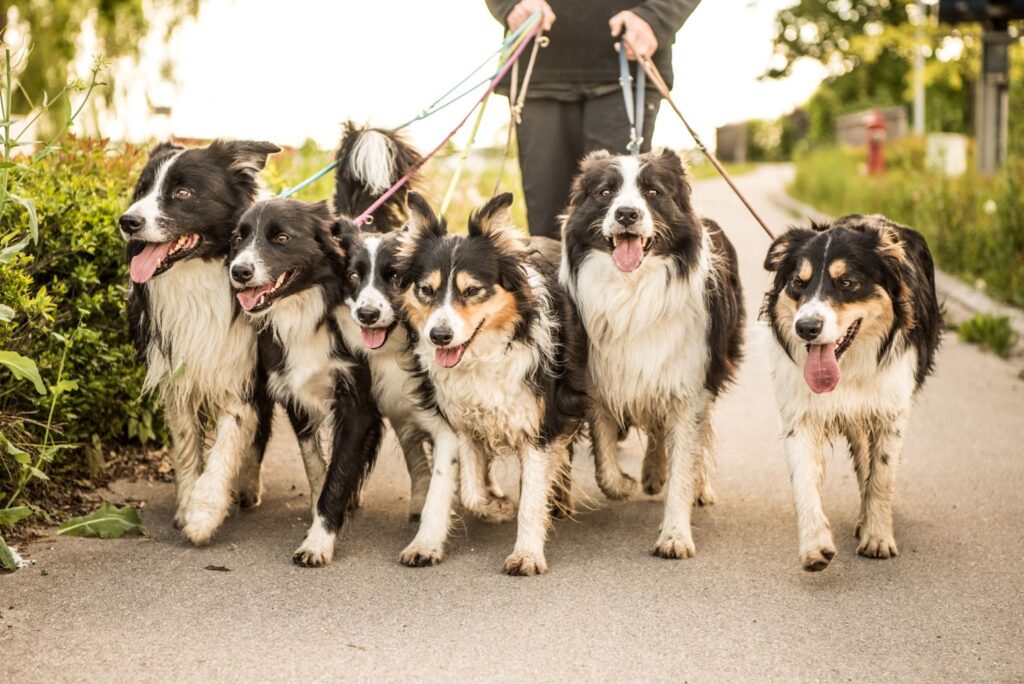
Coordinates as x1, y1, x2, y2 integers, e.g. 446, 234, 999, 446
5, 166, 1023, 682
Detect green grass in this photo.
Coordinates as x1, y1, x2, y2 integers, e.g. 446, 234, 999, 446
958, 314, 1018, 358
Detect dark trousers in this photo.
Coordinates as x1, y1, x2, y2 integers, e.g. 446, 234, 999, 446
515, 89, 660, 238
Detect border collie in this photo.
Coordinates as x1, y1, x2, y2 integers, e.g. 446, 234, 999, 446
229, 198, 385, 567
120, 139, 280, 545
396, 193, 588, 576
560, 148, 744, 560
761, 214, 941, 571
333, 223, 517, 554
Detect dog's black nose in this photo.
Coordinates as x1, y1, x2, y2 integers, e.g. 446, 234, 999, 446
357, 307, 380, 325
795, 317, 824, 341
231, 263, 254, 283
119, 214, 143, 235
614, 206, 640, 226
429, 326, 453, 346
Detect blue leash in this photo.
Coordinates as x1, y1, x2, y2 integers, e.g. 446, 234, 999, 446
617, 38, 646, 155
278, 13, 542, 199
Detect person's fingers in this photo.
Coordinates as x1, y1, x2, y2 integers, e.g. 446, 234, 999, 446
608, 11, 627, 37
624, 43, 637, 60
508, 5, 528, 30
542, 5, 556, 31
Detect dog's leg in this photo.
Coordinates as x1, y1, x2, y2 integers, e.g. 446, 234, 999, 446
181, 402, 256, 545
641, 428, 667, 496
503, 445, 555, 576
549, 440, 575, 519
236, 389, 274, 510
694, 401, 717, 506
844, 423, 871, 537
591, 405, 638, 500
286, 405, 327, 519
459, 439, 516, 523
293, 374, 383, 568
857, 416, 905, 559
784, 421, 836, 571
400, 421, 459, 567
165, 402, 203, 530
653, 403, 701, 559
394, 420, 432, 523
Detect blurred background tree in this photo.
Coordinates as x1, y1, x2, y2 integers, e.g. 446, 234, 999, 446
0, 0, 199, 135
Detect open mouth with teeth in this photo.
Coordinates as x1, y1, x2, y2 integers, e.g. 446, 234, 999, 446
607, 233, 653, 273
236, 269, 298, 312
434, 318, 486, 369
129, 234, 202, 284
360, 321, 397, 350
803, 318, 863, 394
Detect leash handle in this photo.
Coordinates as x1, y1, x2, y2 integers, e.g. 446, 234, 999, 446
617, 39, 644, 155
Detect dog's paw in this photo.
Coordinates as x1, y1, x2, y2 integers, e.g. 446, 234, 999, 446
172, 508, 187, 530
599, 473, 638, 501
180, 498, 227, 546
292, 520, 336, 567
799, 528, 837, 571
503, 550, 548, 576
653, 531, 696, 559
399, 541, 444, 568
473, 496, 517, 524
695, 481, 717, 507
857, 533, 898, 559
236, 488, 262, 510
642, 468, 666, 496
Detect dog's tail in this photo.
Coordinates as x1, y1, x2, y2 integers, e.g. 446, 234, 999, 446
333, 122, 422, 232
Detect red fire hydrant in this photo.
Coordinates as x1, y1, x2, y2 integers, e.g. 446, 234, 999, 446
866, 109, 886, 175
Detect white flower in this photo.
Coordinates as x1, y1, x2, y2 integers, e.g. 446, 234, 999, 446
983, 199, 998, 215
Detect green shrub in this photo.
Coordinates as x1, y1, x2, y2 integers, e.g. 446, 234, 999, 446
958, 314, 1018, 358
1, 138, 162, 496
790, 141, 1024, 308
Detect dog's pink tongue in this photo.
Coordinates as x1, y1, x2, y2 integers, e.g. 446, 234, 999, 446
361, 327, 387, 349
612, 236, 644, 272
435, 346, 464, 369
236, 284, 275, 311
804, 343, 840, 393
129, 242, 174, 284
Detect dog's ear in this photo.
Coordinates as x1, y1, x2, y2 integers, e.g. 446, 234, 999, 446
568, 150, 613, 207
211, 139, 281, 177
764, 227, 814, 272
310, 199, 334, 222
149, 141, 184, 159
405, 192, 445, 238
468, 192, 526, 256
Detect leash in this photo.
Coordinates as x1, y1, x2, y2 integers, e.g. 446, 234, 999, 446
353, 17, 544, 226
277, 13, 543, 200
617, 38, 646, 155
626, 43, 776, 240
491, 29, 547, 198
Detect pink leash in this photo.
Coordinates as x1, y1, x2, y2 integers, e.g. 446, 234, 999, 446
354, 21, 543, 227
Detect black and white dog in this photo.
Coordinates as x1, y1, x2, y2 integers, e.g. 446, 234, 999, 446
397, 193, 588, 575
761, 215, 941, 570
560, 148, 744, 560
229, 198, 384, 567
119, 139, 280, 545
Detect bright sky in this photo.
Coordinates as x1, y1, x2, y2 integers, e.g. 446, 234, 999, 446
94, 0, 826, 151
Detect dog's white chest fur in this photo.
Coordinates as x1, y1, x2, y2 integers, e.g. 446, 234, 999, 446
337, 317, 420, 426
142, 259, 256, 410
266, 289, 350, 421
427, 334, 542, 456
572, 251, 711, 422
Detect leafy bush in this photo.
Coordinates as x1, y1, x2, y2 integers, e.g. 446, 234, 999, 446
1, 139, 161, 499
958, 314, 1018, 358
790, 141, 1024, 308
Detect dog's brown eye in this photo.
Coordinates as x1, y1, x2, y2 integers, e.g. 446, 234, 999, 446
417, 284, 434, 298
231, 234, 242, 247
645, 188, 658, 198
600, 189, 612, 198
347, 271, 359, 283
839, 278, 856, 290
173, 188, 192, 200
791, 276, 806, 289
273, 233, 289, 244
464, 286, 482, 297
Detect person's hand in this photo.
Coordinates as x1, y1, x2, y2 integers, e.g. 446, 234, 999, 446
609, 10, 659, 60
507, 0, 556, 32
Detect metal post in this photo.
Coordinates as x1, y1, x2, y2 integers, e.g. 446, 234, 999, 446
976, 26, 1011, 173
913, 0, 926, 136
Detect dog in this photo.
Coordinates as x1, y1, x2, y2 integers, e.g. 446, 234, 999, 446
119, 139, 280, 545
560, 148, 744, 560
228, 198, 386, 567
761, 214, 942, 571
333, 221, 518, 541
396, 192, 588, 576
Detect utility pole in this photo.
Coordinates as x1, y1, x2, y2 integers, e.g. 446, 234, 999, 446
913, 0, 928, 136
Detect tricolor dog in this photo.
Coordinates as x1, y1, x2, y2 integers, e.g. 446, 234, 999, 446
761, 214, 941, 571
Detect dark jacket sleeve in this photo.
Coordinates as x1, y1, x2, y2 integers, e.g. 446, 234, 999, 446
631, 0, 700, 44
485, 0, 520, 26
